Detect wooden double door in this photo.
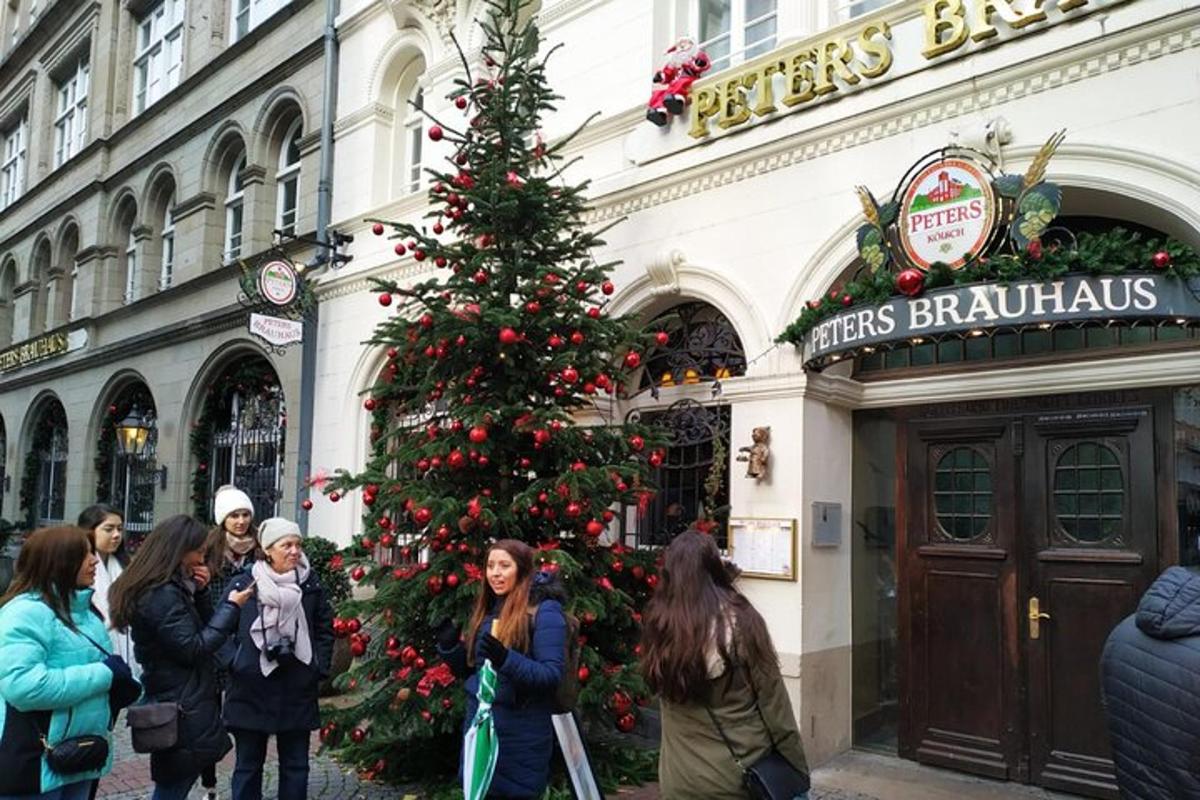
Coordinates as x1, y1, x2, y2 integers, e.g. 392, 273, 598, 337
900, 394, 1170, 798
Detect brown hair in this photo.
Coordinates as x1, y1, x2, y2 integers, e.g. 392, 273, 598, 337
466, 539, 535, 665
639, 530, 778, 704
0, 527, 93, 630
109, 514, 209, 631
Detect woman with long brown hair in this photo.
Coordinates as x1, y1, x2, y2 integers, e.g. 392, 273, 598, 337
640, 530, 809, 799
0, 527, 139, 800
78, 504, 138, 678
436, 539, 567, 799
109, 515, 254, 800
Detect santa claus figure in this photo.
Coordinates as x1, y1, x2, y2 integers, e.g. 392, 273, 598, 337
646, 36, 711, 127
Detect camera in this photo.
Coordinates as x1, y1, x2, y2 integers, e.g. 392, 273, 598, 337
265, 637, 295, 662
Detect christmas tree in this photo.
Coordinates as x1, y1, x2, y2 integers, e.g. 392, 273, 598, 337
321, 0, 669, 789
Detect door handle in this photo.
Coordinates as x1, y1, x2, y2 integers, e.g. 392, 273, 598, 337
1029, 596, 1051, 640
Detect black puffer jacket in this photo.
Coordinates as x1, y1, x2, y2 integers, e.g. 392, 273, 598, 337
1100, 566, 1200, 800
223, 568, 334, 733
131, 575, 240, 783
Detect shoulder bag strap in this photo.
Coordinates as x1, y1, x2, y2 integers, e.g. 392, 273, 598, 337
703, 703, 747, 771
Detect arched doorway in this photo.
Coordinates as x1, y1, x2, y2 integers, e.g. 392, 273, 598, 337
96, 382, 158, 548
22, 397, 68, 528
622, 301, 746, 548
192, 354, 285, 522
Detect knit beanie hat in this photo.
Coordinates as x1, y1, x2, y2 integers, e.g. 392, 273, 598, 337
213, 485, 255, 527
258, 517, 302, 551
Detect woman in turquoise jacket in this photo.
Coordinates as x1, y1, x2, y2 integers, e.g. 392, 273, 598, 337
0, 526, 140, 800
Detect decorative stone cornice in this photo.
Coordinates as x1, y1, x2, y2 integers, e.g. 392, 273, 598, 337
240, 164, 268, 186
74, 245, 117, 264
334, 102, 395, 137
38, 3, 99, 74
131, 224, 153, 242
172, 191, 216, 220
13, 280, 37, 297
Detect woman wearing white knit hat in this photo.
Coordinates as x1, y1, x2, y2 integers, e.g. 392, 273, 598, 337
222, 517, 334, 800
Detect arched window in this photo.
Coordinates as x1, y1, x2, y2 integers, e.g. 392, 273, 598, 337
159, 193, 175, 289
224, 154, 246, 262
194, 355, 285, 520
30, 239, 50, 335
404, 87, 424, 194
27, 398, 68, 527
115, 199, 138, 305
55, 224, 79, 327
640, 301, 748, 391
275, 119, 301, 235
0, 258, 15, 347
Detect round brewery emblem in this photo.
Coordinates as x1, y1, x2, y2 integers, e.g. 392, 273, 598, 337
899, 157, 997, 271
257, 260, 299, 306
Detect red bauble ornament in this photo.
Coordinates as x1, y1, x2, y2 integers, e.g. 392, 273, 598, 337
350, 728, 366, 743
427, 575, 443, 594
469, 425, 488, 443
578, 666, 590, 683
413, 507, 433, 525
533, 429, 551, 445
624, 351, 641, 369
569, 331, 584, 345
346, 618, 362, 634
329, 491, 341, 503
841, 294, 853, 307
587, 307, 601, 319
1026, 239, 1044, 261
585, 519, 605, 536
350, 640, 366, 657
654, 331, 669, 346
525, 300, 541, 314
428, 125, 444, 141
371, 223, 384, 236
646, 574, 660, 589
455, 96, 468, 109
896, 268, 925, 298
547, 334, 564, 348
561, 366, 579, 384
807, 299, 821, 310
301, 498, 313, 511
565, 501, 583, 518
616, 713, 636, 733
363, 398, 377, 411
350, 566, 366, 581
601, 280, 615, 295
1153, 250, 1172, 269
446, 573, 460, 588
447, 450, 466, 469
611, 691, 632, 715
629, 435, 645, 451
413, 249, 426, 261
648, 451, 663, 467
499, 327, 519, 344
378, 292, 393, 307
571, 461, 586, 472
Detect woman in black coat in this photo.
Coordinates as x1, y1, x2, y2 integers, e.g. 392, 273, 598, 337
109, 515, 255, 800
223, 518, 334, 800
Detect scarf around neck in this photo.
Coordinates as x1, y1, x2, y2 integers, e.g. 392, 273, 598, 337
250, 555, 313, 677
226, 531, 256, 557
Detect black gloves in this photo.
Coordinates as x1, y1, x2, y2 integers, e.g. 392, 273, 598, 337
103, 655, 142, 715
478, 633, 509, 668
435, 618, 459, 650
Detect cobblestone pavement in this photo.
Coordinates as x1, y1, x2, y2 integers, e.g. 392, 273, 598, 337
95, 716, 397, 800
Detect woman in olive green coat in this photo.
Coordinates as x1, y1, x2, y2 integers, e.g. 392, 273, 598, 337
641, 531, 809, 799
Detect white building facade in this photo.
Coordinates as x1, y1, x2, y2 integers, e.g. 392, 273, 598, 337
316, 0, 1200, 794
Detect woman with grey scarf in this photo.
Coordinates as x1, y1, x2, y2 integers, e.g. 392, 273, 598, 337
223, 518, 334, 800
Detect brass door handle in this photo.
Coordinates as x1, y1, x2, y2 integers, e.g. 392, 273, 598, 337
1029, 596, 1050, 640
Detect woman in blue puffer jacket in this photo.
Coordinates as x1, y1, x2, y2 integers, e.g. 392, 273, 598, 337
437, 539, 567, 800
0, 527, 140, 800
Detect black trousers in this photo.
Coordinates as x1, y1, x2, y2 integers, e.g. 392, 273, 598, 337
230, 728, 310, 800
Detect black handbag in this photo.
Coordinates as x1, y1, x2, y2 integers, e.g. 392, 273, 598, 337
41, 733, 110, 774
705, 668, 811, 800
126, 701, 181, 754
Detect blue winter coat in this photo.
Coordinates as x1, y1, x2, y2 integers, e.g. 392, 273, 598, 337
440, 572, 567, 799
0, 589, 115, 795
1101, 566, 1200, 800
222, 567, 335, 733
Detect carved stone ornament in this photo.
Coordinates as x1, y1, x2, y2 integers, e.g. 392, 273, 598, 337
645, 249, 685, 296
736, 426, 770, 481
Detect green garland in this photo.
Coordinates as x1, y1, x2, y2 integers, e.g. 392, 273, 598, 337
778, 228, 1200, 346
19, 400, 67, 529
188, 356, 282, 521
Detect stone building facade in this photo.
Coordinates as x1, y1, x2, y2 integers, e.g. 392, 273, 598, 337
0, 0, 328, 534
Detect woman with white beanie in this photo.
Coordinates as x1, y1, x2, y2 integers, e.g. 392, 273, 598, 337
222, 518, 334, 800
207, 485, 257, 605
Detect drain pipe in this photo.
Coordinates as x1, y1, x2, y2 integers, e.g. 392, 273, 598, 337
295, 0, 339, 531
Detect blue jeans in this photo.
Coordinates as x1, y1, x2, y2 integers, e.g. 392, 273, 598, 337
231, 729, 310, 800
0, 782, 93, 800
150, 774, 198, 800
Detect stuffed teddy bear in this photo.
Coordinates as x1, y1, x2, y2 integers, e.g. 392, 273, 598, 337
646, 36, 711, 127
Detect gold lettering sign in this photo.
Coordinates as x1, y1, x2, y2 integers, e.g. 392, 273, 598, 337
0, 332, 70, 374
689, 0, 1131, 139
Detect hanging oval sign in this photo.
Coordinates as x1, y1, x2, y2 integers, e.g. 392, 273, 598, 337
257, 259, 299, 307
898, 157, 998, 271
